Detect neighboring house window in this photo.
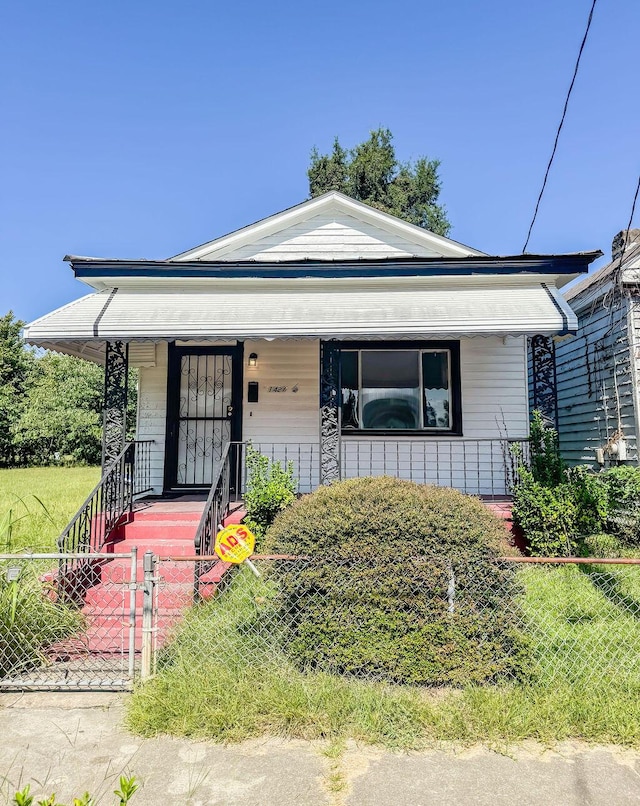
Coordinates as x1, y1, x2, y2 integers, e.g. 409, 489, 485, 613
339, 342, 461, 434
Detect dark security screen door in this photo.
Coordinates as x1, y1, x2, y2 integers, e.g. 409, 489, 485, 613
165, 346, 242, 489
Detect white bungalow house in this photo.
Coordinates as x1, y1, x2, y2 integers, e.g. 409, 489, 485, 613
24, 192, 599, 504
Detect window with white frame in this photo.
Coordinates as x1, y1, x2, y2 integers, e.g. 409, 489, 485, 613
339, 345, 460, 433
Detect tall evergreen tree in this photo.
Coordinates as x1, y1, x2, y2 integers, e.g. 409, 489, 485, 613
308, 128, 450, 235
0, 312, 33, 466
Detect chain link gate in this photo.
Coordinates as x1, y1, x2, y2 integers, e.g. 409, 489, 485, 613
0, 550, 154, 690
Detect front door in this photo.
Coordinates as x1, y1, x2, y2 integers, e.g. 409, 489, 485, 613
165, 345, 242, 489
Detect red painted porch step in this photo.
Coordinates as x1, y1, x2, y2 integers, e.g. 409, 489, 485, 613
52, 501, 239, 658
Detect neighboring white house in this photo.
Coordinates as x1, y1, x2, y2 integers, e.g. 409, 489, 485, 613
24, 192, 599, 497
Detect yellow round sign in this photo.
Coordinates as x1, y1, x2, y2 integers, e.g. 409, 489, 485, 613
214, 524, 256, 564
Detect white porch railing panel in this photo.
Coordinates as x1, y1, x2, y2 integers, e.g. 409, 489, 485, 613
233, 439, 528, 498
341, 438, 528, 496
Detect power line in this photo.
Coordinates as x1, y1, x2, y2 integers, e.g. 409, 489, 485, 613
595, 171, 640, 317
621, 173, 640, 256
522, 0, 599, 253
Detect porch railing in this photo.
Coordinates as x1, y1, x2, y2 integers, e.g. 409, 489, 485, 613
229, 438, 529, 498
57, 440, 154, 575
193, 443, 232, 599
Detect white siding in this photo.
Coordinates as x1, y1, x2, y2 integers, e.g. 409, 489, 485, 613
134, 337, 528, 496
242, 340, 321, 493
203, 214, 443, 261
461, 336, 528, 438
136, 342, 168, 494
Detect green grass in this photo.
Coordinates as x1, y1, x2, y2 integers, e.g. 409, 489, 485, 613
0, 466, 100, 552
127, 563, 640, 748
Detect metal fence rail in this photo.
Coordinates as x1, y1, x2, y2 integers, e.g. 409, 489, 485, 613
229, 438, 529, 497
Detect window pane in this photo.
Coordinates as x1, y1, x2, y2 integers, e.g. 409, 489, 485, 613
361, 351, 420, 429
340, 351, 360, 429
422, 351, 451, 429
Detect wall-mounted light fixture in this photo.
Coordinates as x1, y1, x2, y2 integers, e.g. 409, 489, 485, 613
248, 352, 258, 368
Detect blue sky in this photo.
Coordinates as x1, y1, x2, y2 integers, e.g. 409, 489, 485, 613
2, 0, 638, 322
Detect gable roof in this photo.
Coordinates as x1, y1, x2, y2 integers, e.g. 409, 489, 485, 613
564, 241, 640, 311
171, 191, 486, 262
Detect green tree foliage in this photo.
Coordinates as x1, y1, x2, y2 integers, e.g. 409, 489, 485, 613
0, 310, 137, 467
0, 312, 34, 466
14, 353, 105, 465
308, 128, 451, 235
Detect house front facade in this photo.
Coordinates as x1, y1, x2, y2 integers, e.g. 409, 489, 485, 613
24, 192, 599, 498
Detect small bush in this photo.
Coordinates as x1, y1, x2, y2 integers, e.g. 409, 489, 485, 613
512, 469, 578, 556
564, 465, 608, 536
13, 776, 138, 806
578, 532, 625, 558
263, 477, 527, 686
529, 410, 564, 486
601, 466, 640, 542
243, 445, 297, 540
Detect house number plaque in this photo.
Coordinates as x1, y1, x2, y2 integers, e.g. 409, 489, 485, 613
267, 384, 299, 393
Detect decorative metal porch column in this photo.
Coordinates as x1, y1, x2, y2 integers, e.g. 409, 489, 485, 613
530, 335, 558, 429
320, 340, 341, 484
102, 341, 129, 468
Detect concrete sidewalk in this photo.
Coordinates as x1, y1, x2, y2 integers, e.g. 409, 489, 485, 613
1, 692, 640, 805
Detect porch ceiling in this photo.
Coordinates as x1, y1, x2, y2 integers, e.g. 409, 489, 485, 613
23, 282, 576, 355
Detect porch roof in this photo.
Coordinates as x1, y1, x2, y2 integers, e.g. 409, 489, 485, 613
24, 279, 577, 360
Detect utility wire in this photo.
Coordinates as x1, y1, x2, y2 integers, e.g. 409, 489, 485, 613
596, 171, 640, 316
620, 173, 640, 259
522, 0, 599, 253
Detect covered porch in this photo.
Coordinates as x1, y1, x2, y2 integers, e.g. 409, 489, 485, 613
23, 280, 569, 505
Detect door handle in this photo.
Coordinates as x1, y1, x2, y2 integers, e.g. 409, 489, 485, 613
226, 405, 234, 417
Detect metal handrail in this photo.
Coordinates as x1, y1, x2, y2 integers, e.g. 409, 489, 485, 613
194, 442, 232, 557
193, 443, 232, 601
57, 439, 154, 575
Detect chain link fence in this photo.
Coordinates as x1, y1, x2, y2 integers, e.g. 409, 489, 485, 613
2, 552, 640, 690
153, 555, 640, 689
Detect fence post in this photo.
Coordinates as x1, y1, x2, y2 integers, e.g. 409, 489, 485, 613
141, 550, 155, 679
128, 546, 138, 680
447, 560, 456, 614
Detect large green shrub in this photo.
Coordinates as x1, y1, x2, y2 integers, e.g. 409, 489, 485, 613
263, 477, 527, 686
513, 425, 640, 553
